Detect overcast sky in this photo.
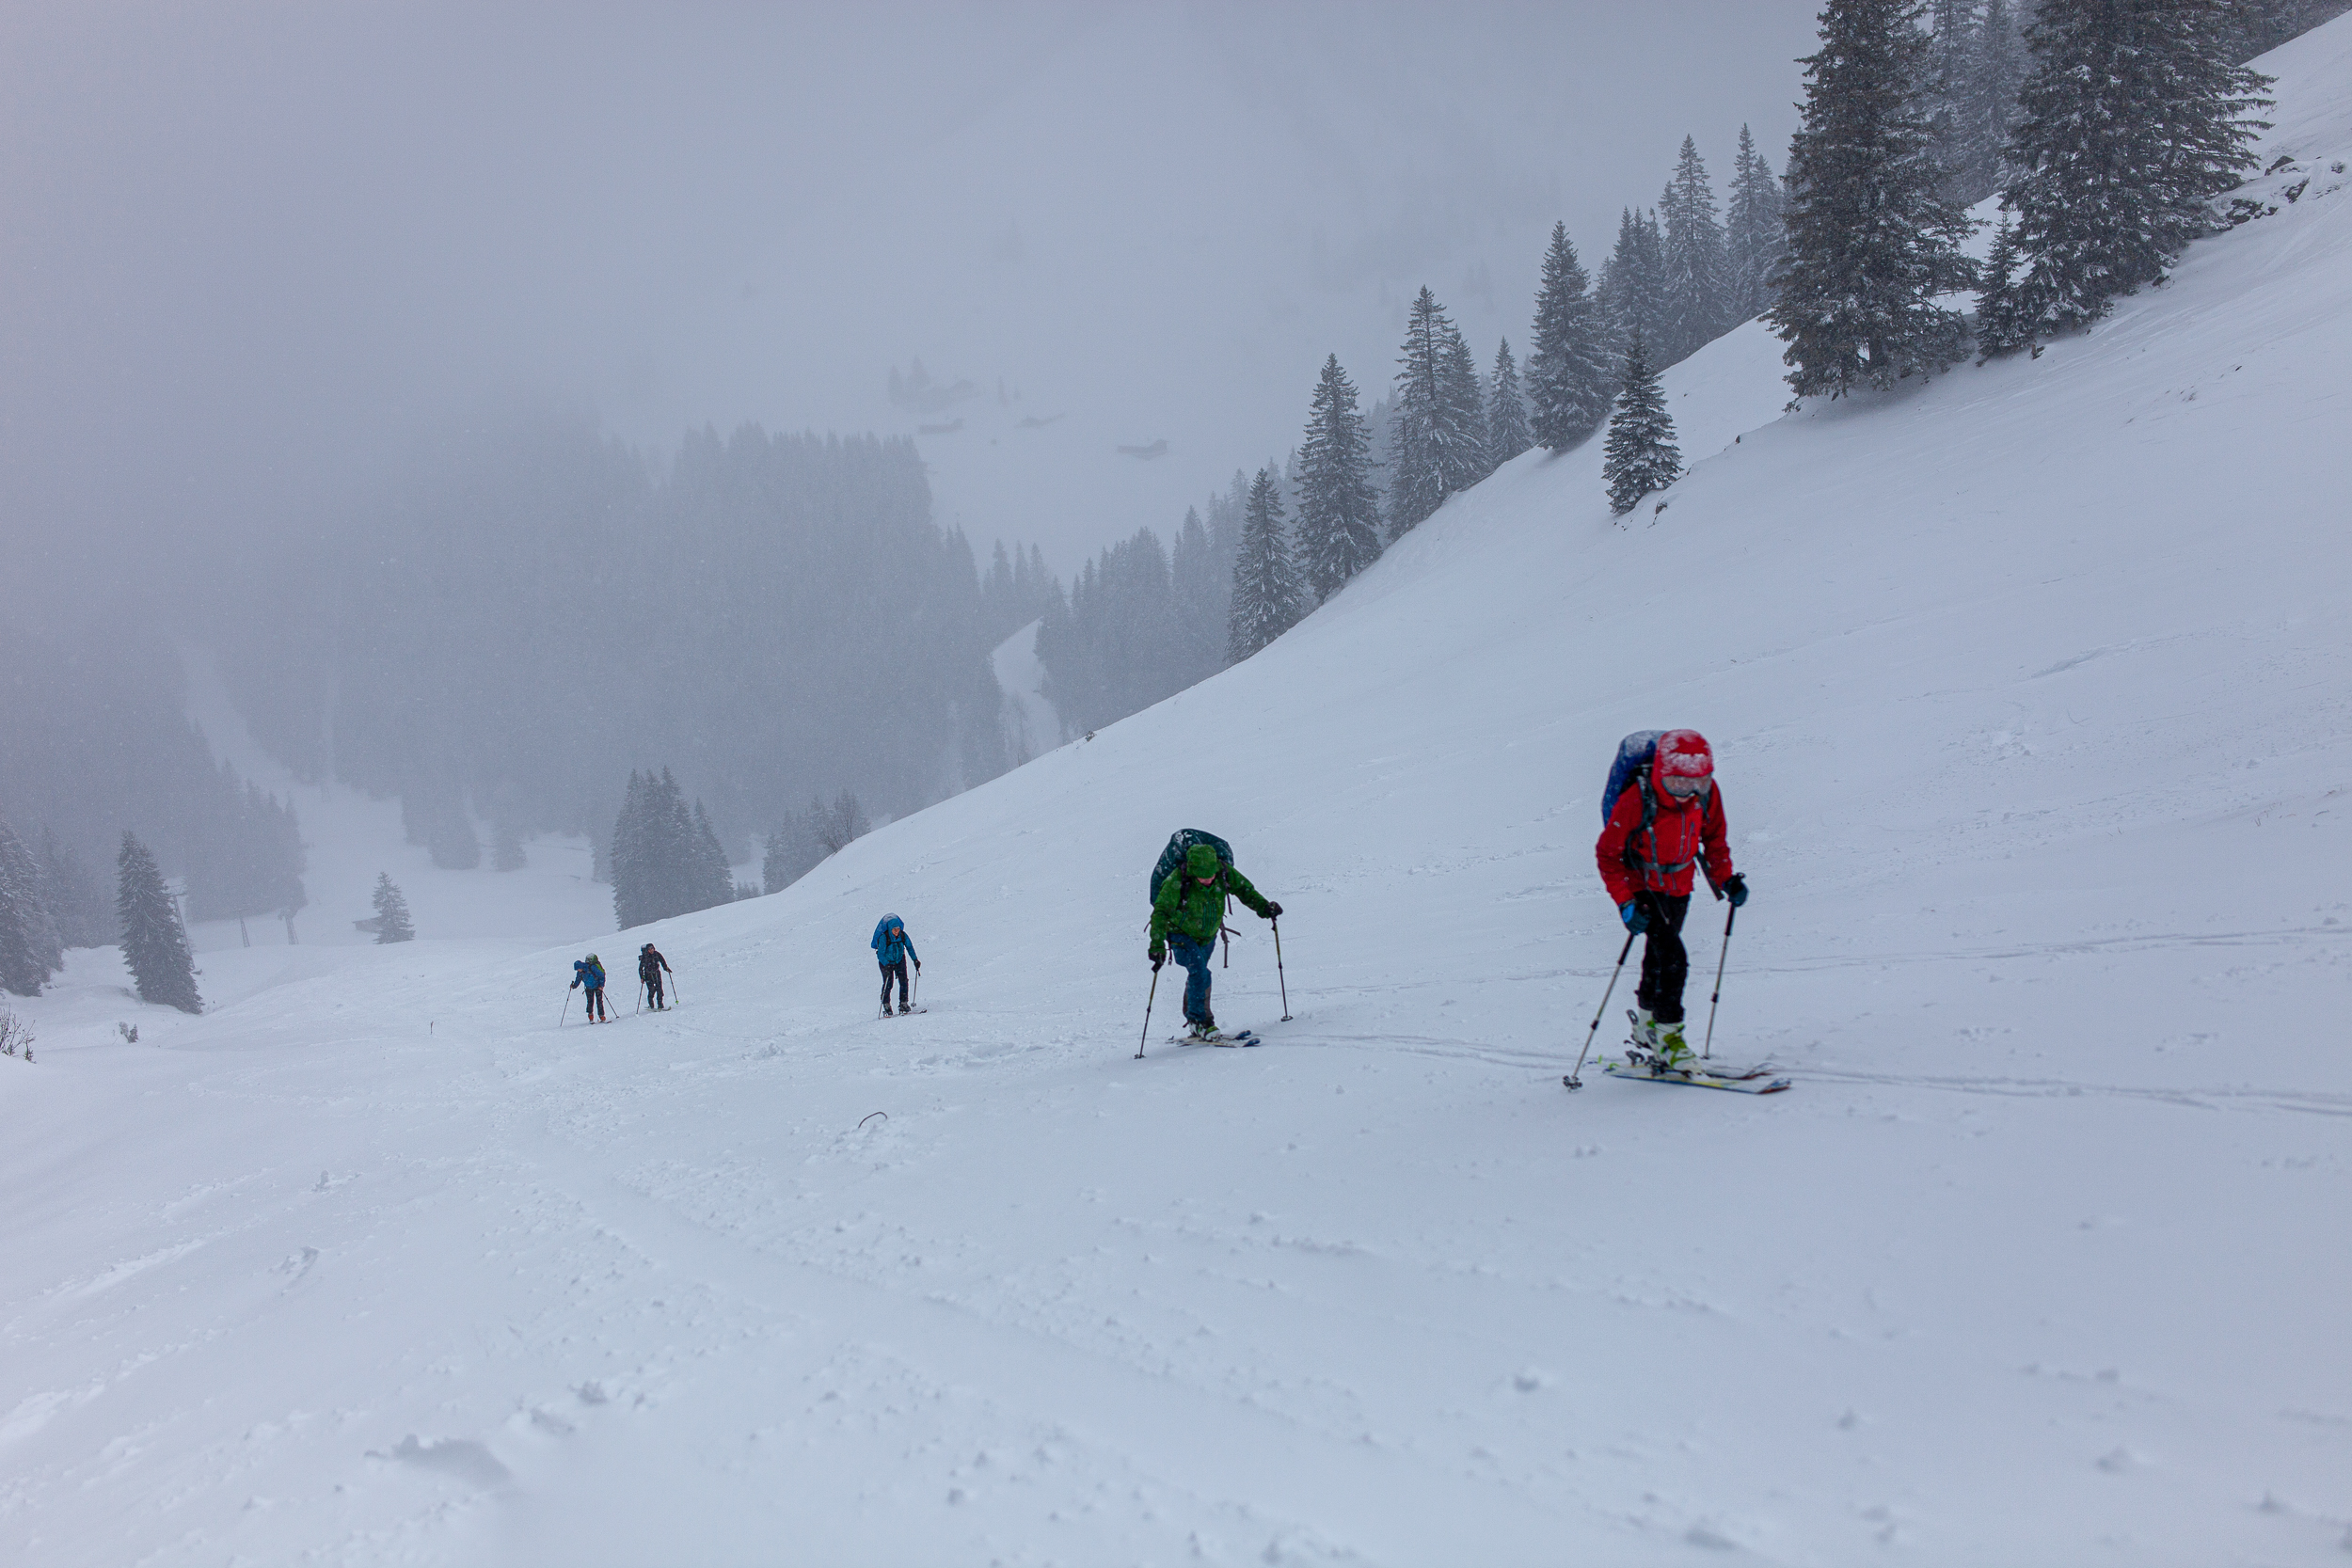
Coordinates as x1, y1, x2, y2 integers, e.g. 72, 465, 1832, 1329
1, 1, 1823, 605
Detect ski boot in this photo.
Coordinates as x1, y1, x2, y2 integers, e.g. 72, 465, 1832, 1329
1186, 1016, 1221, 1043
898, 1004, 913, 1016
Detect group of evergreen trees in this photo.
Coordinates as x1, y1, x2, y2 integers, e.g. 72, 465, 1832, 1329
611, 768, 737, 929
184, 764, 308, 939
116, 832, 202, 1013
1035, 515, 1232, 735
1774, 0, 2276, 396
0, 806, 143, 997
1, 626, 310, 941
760, 790, 869, 895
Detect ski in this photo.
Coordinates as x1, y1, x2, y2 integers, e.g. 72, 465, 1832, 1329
876, 1007, 929, 1020
1595, 1058, 1791, 1094
1172, 1029, 1262, 1048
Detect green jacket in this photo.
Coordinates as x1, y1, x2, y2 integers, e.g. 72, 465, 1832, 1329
1149, 863, 1272, 952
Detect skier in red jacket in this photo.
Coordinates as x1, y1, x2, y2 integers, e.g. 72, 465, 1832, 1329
1596, 729, 1747, 1066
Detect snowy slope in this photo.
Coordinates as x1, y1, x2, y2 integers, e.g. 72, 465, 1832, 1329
7, 21, 2352, 1566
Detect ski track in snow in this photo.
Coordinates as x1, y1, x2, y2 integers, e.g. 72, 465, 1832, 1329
7, 20, 2352, 1565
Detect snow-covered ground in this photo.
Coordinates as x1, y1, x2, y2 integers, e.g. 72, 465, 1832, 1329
7, 20, 2352, 1564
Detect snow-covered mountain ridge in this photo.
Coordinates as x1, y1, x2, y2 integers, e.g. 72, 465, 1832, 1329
5, 18, 2350, 1565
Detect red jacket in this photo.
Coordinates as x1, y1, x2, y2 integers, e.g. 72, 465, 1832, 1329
1597, 771, 1734, 907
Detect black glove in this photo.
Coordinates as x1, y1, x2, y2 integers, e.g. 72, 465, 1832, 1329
1150, 948, 1166, 971
1619, 899, 1649, 934
569, 979, 580, 990
1723, 874, 1749, 908
1265, 901, 1283, 919
914, 960, 922, 972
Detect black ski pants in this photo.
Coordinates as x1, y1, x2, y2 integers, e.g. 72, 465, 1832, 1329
641, 970, 665, 1007
584, 985, 608, 1021
1632, 892, 1692, 1024
880, 958, 910, 1012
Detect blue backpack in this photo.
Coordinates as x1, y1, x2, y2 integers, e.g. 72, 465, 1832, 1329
1602, 731, 1665, 829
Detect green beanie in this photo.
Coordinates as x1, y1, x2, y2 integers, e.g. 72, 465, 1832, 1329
1186, 843, 1220, 878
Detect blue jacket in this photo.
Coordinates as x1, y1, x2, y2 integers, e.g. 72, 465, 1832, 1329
871, 915, 918, 967
573, 958, 605, 990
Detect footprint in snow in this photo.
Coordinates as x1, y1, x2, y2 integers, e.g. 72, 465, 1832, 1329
373, 1434, 511, 1488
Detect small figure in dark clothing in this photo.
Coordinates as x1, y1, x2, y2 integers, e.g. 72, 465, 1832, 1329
638, 942, 673, 1009
872, 914, 920, 1016
571, 954, 609, 1022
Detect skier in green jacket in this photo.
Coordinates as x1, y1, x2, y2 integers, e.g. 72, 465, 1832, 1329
1148, 842, 1280, 1041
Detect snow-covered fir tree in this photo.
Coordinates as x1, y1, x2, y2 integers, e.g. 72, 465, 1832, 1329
38, 828, 111, 950
1169, 507, 1230, 676
689, 801, 734, 912
1294, 355, 1383, 603
610, 768, 734, 929
811, 790, 869, 854
1772, 0, 1978, 397
1524, 221, 1613, 450
1724, 124, 1788, 322
1484, 339, 1534, 469
1227, 466, 1305, 661
0, 811, 62, 997
1988, 0, 2273, 347
1658, 136, 1731, 363
117, 832, 200, 1013
1597, 207, 1669, 372
370, 873, 414, 943
1386, 287, 1489, 539
1922, 0, 1991, 201
1973, 213, 2035, 355
1964, 0, 2032, 197
1602, 330, 1683, 516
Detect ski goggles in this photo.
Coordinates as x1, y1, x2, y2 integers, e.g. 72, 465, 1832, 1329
1659, 772, 1710, 799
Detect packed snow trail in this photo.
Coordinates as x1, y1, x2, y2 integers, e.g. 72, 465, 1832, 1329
7, 20, 2352, 1564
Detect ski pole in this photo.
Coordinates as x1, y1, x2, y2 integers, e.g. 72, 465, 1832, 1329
670, 969, 681, 1006
911, 964, 919, 1009
560, 988, 574, 1028
1136, 965, 1160, 1060
1564, 929, 1639, 1091
1272, 918, 1292, 1022
1701, 905, 1736, 1061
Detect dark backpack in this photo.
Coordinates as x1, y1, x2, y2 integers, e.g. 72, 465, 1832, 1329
1149, 829, 1233, 905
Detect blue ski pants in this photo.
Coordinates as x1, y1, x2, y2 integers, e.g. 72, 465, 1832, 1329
1168, 932, 1216, 1024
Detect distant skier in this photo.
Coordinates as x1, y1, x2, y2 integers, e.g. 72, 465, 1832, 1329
1597, 730, 1746, 1067
1148, 839, 1280, 1042
638, 942, 672, 1009
571, 953, 609, 1022
872, 913, 920, 1016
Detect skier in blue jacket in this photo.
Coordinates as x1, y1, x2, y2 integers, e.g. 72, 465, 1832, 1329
570, 954, 609, 1022
871, 914, 920, 1016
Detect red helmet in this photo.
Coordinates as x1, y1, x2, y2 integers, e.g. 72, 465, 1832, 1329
1654, 730, 1713, 798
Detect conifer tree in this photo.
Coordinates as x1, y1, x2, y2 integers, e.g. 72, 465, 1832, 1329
371, 873, 415, 943
1227, 467, 1305, 661
1924, 0, 1990, 200
1387, 288, 1488, 538
1724, 125, 1788, 322
1772, 0, 1978, 398
492, 820, 527, 872
1294, 355, 1383, 604
1602, 331, 1683, 516
1170, 506, 1230, 677
1658, 136, 1731, 362
117, 832, 200, 1013
1966, 0, 2031, 187
1973, 214, 2035, 355
1525, 221, 1613, 450
0, 812, 61, 996
39, 828, 111, 950
1990, 0, 2272, 346
690, 801, 734, 911
1485, 339, 1534, 468
1598, 207, 1672, 373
